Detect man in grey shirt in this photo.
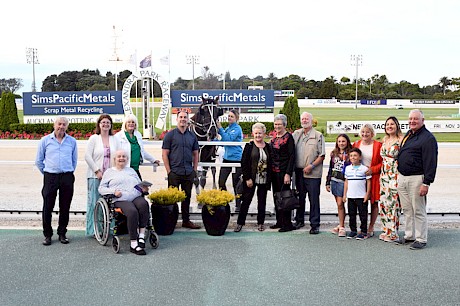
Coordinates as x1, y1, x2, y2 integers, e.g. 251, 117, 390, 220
292, 112, 325, 234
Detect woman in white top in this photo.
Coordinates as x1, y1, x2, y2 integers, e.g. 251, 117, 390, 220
99, 149, 150, 256
84, 114, 120, 237
115, 114, 160, 180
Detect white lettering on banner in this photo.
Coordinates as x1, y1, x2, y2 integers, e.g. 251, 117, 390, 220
327, 120, 460, 134
122, 74, 138, 114
31, 93, 115, 104
179, 92, 266, 103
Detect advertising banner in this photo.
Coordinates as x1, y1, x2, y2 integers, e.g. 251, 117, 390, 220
327, 120, 460, 134
23, 91, 123, 116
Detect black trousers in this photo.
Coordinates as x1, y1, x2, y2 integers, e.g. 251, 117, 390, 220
168, 171, 194, 222
42, 172, 75, 237
347, 198, 368, 233
114, 197, 149, 240
271, 171, 294, 230
218, 159, 242, 207
237, 183, 268, 226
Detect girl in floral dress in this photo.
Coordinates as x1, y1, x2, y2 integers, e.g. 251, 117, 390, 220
379, 116, 403, 242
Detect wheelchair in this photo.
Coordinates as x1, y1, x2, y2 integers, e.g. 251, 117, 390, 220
93, 195, 159, 253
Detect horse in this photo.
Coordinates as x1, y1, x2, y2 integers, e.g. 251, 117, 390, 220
189, 95, 224, 194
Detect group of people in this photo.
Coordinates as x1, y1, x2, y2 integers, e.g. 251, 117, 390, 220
36, 114, 160, 255
235, 111, 326, 234
325, 110, 438, 249
35, 108, 438, 255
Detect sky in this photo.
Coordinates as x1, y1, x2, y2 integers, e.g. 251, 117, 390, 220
1, 0, 459, 94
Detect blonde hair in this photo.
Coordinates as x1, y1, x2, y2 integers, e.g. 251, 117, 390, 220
252, 122, 266, 133
360, 123, 375, 136
122, 114, 138, 132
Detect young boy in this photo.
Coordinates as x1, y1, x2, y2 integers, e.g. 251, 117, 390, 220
343, 148, 371, 240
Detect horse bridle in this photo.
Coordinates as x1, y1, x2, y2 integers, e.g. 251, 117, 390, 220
190, 103, 219, 140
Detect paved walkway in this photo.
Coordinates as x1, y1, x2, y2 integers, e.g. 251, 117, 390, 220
1, 228, 459, 306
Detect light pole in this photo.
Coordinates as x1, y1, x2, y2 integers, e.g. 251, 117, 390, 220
109, 25, 123, 91
186, 55, 200, 90
26, 48, 39, 92
351, 54, 362, 109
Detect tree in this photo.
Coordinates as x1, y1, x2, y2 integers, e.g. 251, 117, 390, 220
0, 92, 19, 131
199, 66, 221, 89
319, 76, 338, 98
267, 72, 277, 89
0, 78, 23, 94
439, 76, 451, 95
279, 96, 300, 131
340, 77, 350, 85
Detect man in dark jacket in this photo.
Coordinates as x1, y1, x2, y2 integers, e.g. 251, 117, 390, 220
397, 109, 437, 250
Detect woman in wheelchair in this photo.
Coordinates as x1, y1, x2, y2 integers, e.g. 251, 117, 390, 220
98, 149, 150, 255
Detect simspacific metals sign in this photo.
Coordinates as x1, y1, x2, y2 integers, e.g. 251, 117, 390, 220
171, 90, 274, 107
23, 91, 123, 116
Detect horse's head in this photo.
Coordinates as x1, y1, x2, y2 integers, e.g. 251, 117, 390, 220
190, 95, 223, 140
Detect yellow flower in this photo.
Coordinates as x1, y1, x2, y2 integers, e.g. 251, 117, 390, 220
148, 187, 186, 205
196, 189, 235, 207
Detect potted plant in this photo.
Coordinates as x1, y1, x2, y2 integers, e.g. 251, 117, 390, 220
197, 189, 235, 236
149, 187, 186, 235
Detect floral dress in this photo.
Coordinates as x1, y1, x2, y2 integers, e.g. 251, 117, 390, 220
379, 140, 401, 240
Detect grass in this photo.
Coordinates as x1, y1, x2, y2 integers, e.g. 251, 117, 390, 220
17, 107, 460, 142
298, 107, 460, 142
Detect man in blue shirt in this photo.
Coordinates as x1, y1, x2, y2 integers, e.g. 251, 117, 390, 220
397, 109, 437, 250
162, 111, 201, 229
35, 116, 78, 245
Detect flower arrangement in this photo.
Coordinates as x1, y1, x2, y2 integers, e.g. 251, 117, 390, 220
148, 187, 186, 205
196, 189, 235, 207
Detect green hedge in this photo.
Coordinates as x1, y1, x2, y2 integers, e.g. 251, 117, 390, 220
9, 123, 123, 135
6, 122, 273, 138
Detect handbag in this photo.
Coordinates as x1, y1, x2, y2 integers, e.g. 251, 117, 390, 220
274, 189, 300, 211
235, 175, 244, 197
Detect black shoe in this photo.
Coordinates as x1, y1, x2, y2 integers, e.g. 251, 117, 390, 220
43, 237, 52, 246
394, 238, 416, 245
58, 235, 69, 244
234, 224, 243, 232
130, 246, 146, 255
309, 228, 320, 235
410, 241, 427, 250
294, 222, 305, 230
270, 223, 281, 229
279, 226, 294, 233
138, 237, 145, 249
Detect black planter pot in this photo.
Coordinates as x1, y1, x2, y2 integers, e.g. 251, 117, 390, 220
151, 203, 179, 235
201, 204, 230, 236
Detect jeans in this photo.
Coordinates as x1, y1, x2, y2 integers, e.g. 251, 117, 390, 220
294, 168, 321, 228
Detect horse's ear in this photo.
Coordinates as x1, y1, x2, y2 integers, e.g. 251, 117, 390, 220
214, 96, 219, 103
201, 95, 207, 103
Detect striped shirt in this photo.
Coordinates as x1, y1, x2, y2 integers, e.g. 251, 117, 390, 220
344, 164, 371, 198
